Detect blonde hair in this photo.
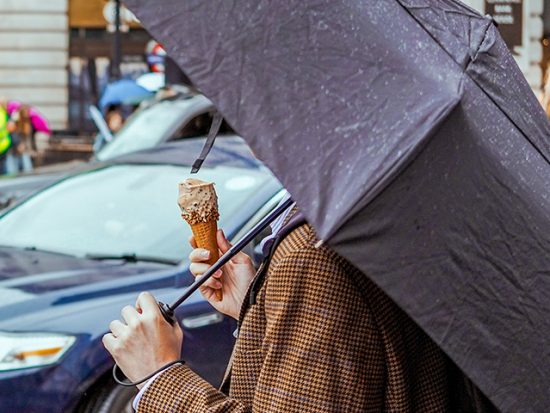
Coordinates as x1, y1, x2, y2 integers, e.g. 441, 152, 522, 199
14, 105, 32, 136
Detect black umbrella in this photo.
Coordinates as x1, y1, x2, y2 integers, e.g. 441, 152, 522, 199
124, 1, 550, 411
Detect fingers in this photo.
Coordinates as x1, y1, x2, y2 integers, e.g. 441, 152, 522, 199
216, 229, 252, 265
201, 280, 223, 292
216, 230, 232, 254
109, 319, 127, 338
201, 283, 223, 302
102, 333, 117, 354
209, 278, 223, 289
190, 262, 223, 289
231, 251, 252, 265
188, 244, 222, 300
189, 262, 211, 277
189, 248, 211, 263
121, 305, 140, 326
188, 235, 197, 249
135, 291, 160, 316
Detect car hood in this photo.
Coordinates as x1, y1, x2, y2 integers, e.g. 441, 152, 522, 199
0, 246, 177, 309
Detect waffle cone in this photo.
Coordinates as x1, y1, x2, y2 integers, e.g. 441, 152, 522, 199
191, 220, 222, 300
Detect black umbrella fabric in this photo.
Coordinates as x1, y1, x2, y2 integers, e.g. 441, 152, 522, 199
124, 1, 550, 411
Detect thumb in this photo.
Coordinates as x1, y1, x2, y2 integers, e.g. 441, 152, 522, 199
217, 229, 232, 254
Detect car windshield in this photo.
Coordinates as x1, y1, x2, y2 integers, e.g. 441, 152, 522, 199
0, 164, 274, 262
96, 100, 190, 161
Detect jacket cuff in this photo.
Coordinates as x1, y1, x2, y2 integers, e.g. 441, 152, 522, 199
137, 364, 227, 412
133, 363, 182, 410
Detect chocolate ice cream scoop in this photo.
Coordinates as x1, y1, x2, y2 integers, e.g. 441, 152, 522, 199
177, 178, 219, 224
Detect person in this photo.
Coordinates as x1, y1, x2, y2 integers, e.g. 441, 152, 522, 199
6, 105, 34, 174
105, 104, 124, 133
103, 200, 451, 412
0, 100, 11, 175
6, 101, 51, 167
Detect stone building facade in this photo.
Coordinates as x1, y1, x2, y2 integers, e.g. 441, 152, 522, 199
0, 0, 68, 130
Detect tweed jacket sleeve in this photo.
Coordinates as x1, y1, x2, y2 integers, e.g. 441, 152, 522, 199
136, 363, 249, 412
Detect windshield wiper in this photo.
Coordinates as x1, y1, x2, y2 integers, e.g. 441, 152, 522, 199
0, 245, 74, 257
21, 246, 78, 257
85, 253, 179, 266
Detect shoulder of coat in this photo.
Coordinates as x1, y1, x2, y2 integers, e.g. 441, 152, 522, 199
272, 223, 341, 263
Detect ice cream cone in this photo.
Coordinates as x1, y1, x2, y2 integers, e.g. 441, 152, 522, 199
178, 178, 222, 301
190, 220, 219, 264
190, 220, 222, 300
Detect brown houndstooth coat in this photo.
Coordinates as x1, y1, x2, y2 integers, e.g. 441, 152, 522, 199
137, 223, 449, 412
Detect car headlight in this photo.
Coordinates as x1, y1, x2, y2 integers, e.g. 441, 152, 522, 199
0, 331, 76, 372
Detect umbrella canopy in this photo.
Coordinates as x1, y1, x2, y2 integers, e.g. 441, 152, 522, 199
125, 1, 550, 411
99, 79, 152, 111
7, 101, 51, 135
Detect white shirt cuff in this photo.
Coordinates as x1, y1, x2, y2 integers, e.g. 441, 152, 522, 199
132, 363, 182, 411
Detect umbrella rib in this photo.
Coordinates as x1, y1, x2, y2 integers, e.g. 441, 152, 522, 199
396, 1, 550, 167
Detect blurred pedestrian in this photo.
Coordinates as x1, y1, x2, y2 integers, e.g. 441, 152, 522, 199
106, 104, 125, 133
0, 100, 11, 175
7, 101, 51, 166
6, 105, 34, 174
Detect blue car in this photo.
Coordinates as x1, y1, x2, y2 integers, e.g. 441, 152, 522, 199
0, 137, 283, 412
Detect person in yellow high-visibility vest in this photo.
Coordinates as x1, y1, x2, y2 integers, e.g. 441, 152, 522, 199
0, 100, 12, 174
